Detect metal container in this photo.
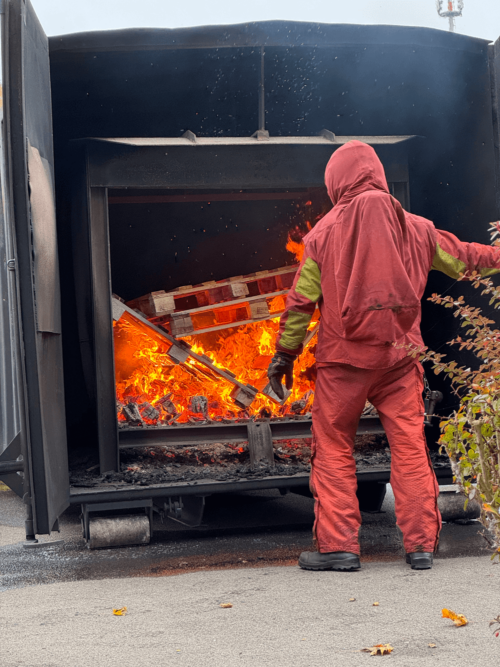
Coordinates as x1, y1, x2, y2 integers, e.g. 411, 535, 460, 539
2, 1, 500, 540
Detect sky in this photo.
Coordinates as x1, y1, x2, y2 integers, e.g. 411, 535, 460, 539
31, 1, 500, 43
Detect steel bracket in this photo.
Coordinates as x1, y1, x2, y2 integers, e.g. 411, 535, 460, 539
0, 433, 24, 498
247, 421, 275, 467
162, 495, 206, 527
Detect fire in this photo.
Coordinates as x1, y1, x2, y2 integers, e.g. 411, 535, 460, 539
115, 210, 327, 425
285, 235, 305, 263
114, 305, 318, 424
285, 220, 313, 263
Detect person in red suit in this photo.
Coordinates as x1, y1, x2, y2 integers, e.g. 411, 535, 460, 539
267, 141, 500, 571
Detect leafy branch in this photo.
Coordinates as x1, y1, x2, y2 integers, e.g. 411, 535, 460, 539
405, 227, 500, 558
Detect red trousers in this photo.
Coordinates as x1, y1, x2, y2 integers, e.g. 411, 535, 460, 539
310, 358, 441, 555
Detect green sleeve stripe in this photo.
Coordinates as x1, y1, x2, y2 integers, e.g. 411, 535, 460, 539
431, 243, 466, 279
295, 257, 322, 302
480, 266, 500, 277
432, 243, 500, 278
279, 311, 313, 351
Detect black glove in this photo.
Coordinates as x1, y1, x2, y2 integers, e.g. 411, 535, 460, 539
267, 352, 295, 400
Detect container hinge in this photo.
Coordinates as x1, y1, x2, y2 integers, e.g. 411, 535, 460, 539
7, 259, 16, 271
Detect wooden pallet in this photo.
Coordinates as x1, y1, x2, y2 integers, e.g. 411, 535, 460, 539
114, 297, 321, 409
126, 265, 297, 335
112, 297, 259, 408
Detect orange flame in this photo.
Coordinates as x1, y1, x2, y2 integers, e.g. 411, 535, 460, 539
286, 235, 305, 263
114, 307, 318, 423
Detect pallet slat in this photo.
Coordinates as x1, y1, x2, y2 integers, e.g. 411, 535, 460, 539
126, 265, 297, 322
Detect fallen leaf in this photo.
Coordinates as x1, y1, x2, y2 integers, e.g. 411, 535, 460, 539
349, 598, 356, 602
442, 608, 468, 627
220, 603, 233, 608
112, 607, 127, 616
489, 614, 500, 636
362, 644, 393, 656
372, 602, 380, 607
428, 643, 437, 648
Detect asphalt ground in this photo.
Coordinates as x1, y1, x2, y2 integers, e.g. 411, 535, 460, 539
1, 554, 499, 666
0, 482, 492, 589
1, 482, 499, 666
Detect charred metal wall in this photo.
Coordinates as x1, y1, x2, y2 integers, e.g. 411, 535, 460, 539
47, 22, 500, 439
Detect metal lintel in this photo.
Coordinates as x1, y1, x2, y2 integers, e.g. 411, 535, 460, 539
108, 191, 312, 205
86, 138, 415, 189
87, 135, 417, 147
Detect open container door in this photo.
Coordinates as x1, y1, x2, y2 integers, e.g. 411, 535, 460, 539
1, 0, 68, 534
0, 1, 23, 501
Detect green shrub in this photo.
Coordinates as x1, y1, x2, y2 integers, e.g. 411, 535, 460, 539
409, 224, 500, 559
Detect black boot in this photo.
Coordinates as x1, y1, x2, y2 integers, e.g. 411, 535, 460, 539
405, 552, 433, 570
299, 551, 361, 571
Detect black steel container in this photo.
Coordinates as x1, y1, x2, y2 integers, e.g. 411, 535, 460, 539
1, 0, 500, 537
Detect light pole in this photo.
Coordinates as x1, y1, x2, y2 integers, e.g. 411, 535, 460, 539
436, 1, 464, 33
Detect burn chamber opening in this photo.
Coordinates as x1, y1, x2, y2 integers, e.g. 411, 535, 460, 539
109, 187, 330, 428
89, 178, 420, 483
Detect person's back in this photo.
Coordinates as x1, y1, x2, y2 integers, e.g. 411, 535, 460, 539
305, 141, 435, 367
276, 140, 500, 369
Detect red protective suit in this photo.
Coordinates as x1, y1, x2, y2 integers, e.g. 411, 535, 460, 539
276, 140, 500, 555
311, 358, 440, 554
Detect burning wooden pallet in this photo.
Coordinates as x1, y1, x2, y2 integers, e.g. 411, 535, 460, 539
116, 265, 320, 416
126, 265, 298, 337
113, 297, 260, 410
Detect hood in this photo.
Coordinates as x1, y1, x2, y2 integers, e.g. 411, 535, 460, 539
325, 140, 389, 206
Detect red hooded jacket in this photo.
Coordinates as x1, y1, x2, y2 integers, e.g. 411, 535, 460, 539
276, 141, 500, 369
